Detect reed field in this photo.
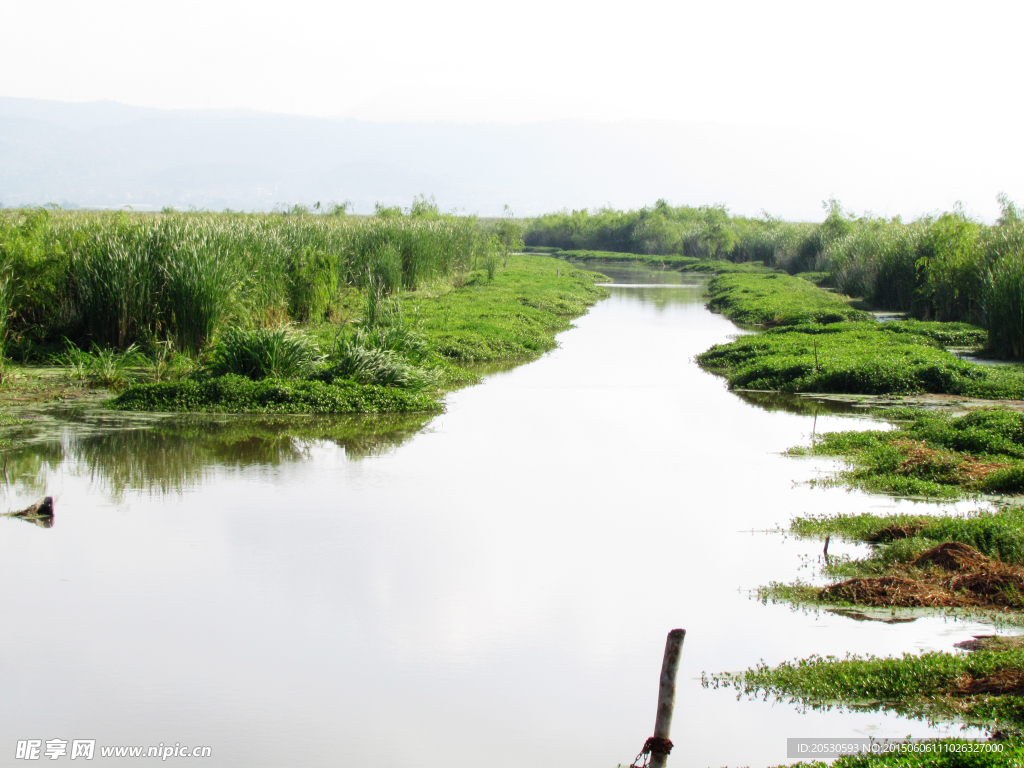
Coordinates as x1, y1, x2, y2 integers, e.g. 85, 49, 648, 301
0, 207, 490, 357
526, 196, 1024, 359
0, 207, 616, 414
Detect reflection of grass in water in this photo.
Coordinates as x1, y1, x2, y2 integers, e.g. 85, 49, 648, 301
1, 442, 65, 501
731, 389, 867, 416
3, 411, 434, 499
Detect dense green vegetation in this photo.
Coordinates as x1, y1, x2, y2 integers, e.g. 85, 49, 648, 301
399, 255, 608, 361
0, 206, 602, 414
704, 273, 871, 325
525, 196, 1024, 359
0, 205, 497, 357
525, 201, 797, 262
697, 274, 1024, 398
791, 505, 1024, 561
792, 410, 1024, 498
104, 255, 605, 413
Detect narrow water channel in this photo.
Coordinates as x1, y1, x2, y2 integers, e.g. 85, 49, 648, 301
0, 267, 997, 767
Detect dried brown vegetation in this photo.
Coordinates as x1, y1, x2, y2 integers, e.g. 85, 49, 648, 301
820, 543, 1024, 609
889, 440, 1013, 485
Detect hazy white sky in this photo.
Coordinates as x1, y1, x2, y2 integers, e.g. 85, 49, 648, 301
3, 0, 1022, 219
3, 0, 1020, 126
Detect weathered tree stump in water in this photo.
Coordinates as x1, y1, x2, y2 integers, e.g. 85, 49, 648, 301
5, 496, 54, 528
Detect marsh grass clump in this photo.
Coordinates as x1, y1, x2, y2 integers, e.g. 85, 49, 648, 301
796, 409, 1024, 498
760, 504, 1024, 620
58, 344, 148, 391
706, 647, 1024, 733
697, 325, 1019, 398
316, 300, 439, 392
316, 344, 440, 392
207, 326, 322, 380
792, 506, 1024, 567
815, 542, 1024, 610
698, 275, 1024, 398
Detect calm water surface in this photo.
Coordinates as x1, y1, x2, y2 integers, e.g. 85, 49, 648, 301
0, 267, 998, 767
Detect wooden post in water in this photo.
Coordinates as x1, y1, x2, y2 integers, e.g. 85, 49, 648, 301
649, 629, 686, 768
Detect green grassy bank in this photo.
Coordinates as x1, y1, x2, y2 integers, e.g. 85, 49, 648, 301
697, 274, 1024, 399
106, 255, 607, 414
522, 197, 1024, 360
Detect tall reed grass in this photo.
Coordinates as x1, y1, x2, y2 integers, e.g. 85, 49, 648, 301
0, 208, 485, 356
523, 196, 1024, 359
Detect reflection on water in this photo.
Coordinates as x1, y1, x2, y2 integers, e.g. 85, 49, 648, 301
733, 389, 873, 417
0, 267, 1001, 768
4, 495, 55, 528
0, 410, 435, 500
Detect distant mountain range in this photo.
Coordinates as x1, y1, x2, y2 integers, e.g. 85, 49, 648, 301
0, 97, 1018, 220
